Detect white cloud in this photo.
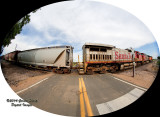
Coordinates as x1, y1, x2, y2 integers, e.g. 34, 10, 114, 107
3, 0, 158, 61
2, 35, 41, 55
28, 0, 156, 49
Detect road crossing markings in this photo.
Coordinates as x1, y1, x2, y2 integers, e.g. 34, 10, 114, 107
96, 88, 145, 115
79, 77, 94, 117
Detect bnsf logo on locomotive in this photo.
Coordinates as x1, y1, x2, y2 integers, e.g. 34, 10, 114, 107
115, 51, 131, 59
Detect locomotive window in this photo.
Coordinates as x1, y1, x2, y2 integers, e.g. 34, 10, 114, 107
110, 55, 112, 60
90, 54, 92, 60
107, 55, 109, 60
103, 55, 105, 60
93, 54, 95, 60
101, 55, 103, 60
100, 48, 106, 52
96, 54, 98, 60
105, 55, 107, 60
90, 48, 99, 51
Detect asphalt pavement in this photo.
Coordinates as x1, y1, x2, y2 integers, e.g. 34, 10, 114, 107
18, 72, 145, 116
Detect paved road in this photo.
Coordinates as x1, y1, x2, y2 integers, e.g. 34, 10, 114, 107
18, 72, 145, 116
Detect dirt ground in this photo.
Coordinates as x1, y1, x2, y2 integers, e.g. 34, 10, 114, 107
1, 60, 53, 92
11, 73, 54, 92
111, 61, 159, 89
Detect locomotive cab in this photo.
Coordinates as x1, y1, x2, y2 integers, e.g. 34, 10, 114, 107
82, 43, 115, 74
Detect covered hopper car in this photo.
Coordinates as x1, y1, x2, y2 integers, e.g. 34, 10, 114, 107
17, 46, 73, 73
3, 46, 73, 74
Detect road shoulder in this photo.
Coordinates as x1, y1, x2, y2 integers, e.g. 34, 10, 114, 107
11, 73, 54, 92
109, 63, 157, 89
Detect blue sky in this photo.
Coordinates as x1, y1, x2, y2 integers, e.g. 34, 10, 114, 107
2, 0, 160, 61
135, 41, 160, 58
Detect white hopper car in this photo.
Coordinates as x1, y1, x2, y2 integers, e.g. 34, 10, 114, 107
17, 46, 73, 73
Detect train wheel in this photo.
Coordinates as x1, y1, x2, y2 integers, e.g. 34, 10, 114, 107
47, 66, 52, 70
110, 66, 117, 73
87, 69, 93, 75
67, 69, 71, 74
53, 68, 57, 73
110, 69, 116, 73
100, 69, 106, 74
57, 69, 64, 74
63, 68, 71, 74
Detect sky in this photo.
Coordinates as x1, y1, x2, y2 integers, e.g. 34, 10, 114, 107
1, 1, 160, 117
2, 0, 160, 61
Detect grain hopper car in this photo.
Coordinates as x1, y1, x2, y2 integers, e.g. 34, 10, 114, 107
17, 46, 73, 73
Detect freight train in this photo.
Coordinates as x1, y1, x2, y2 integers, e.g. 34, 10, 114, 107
2, 46, 73, 74
79, 43, 152, 74
2, 43, 152, 74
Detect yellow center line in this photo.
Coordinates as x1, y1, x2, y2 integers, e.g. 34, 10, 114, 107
79, 78, 86, 117
80, 77, 94, 117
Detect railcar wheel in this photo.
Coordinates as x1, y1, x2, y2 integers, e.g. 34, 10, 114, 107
67, 69, 71, 74
100, 69, 106, 74
110, 69, 116, 73
53, 68, 57, 73
109, 65, 117, 73
109, 68, 116, 73
63, 68, 71, 74
87, 69, 93, 75
57, 69, 64, 74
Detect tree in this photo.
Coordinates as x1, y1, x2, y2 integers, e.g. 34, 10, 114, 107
3, 15, 30, 45
1, 9, 38, 54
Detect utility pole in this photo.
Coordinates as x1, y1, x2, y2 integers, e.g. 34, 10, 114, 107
131, 48, 135, 77
15, 44, 17, 51
133, 60, 135, 77
78, 55, 80, 68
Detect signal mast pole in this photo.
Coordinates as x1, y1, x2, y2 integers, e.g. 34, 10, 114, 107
78, 55, 80, 68
15, 44, 17, 51
131, 48, 135, 77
